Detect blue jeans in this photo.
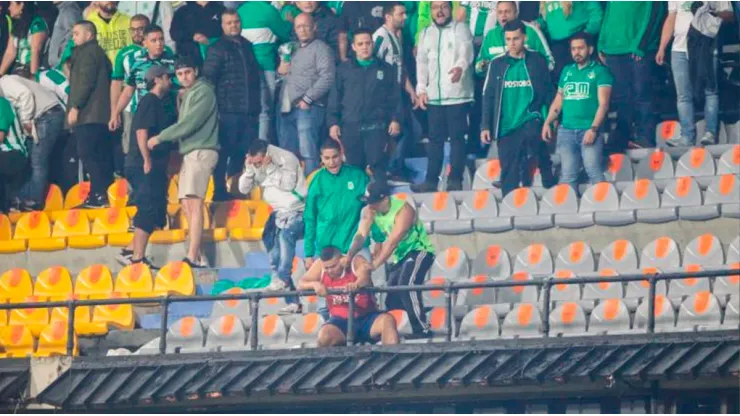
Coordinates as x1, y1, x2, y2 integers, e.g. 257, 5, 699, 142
259, 70, 277, 142
671, 51, 719, 144
277, 106, 325, 174
16, 106, 65, 205
557, 127, 605, 193
269, 213, 303, 305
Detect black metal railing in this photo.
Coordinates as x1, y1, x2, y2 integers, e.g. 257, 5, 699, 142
0, 267, 737, 356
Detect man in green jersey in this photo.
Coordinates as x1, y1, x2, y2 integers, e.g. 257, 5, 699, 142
542, 32, 612, 193
345, 180, 435, 337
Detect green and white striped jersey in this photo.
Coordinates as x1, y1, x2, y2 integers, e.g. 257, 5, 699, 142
0, 96, 27, 157
14, 16, 48, 67
124, 47, 177, 114
36, 69, 70, 109
373, 26, 404, 85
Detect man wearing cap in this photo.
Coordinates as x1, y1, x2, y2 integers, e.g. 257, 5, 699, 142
118, 65, 175, 268
147, 57, 219, 269
345, 181, 436, 337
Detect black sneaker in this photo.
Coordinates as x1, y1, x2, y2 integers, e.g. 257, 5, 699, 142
80, 194, 108, 209
116, 249, 134, 266
131, 257, 160, 271
410, 181, 438, 193
182, 257, 207, 269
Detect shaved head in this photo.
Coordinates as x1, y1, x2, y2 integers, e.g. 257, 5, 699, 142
294, 12, 316, 43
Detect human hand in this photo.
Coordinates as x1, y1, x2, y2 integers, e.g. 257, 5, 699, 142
147, 136, 160, 150
542, 123, 553, 142
388, 121, 401, 137
314, 283, 327, 297
67, 108, 79, 127
143, 158, 152, 174
23, 122, 32, 135
417, 92, 429, 110
329, 125, 341, 141
298, 100, 310, 110
305, 257, 314, 270
108, 113, 121, 131
193, 33, 209, 44
655, 49, 665, 66
583, 129, 597, 145
480, 129, 492, 144
449, 66, 463, 83
277, 60, 290, 75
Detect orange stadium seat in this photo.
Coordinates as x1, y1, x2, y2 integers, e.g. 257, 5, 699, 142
34, 266, 73, 301
14, 211, 66, 251
91, 292, 135, 331
0, 325, 35, 358
457, 305, 499, 340
153, 261, 195, 296
107, 178, 130, 208
63, 182, 91, 209
0, 268, 33, 303
115, 263, 154, 298
44, 184, 64, 212
91, 207, 132, 246
286, 312, 324, 348
501, 303, 541, 338
258, 314, 288, 349
36, 321, 78, 357
0, 308, 6, 328
74, 264, 114, 299
231, 202, 272, 241
206, 314, 249, 350
167, 175, 180, 217
52, 209, 106, 249
0, 214, 26, 253
49, 294, 107, 336
8, 295, 49, 336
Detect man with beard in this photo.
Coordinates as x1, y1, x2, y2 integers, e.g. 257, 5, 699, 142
543, 32, 612, 193
87, 1, 132, 64
412, 1, 474, 192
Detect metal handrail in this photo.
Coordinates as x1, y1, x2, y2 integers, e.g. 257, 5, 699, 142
0, 267, 736, 356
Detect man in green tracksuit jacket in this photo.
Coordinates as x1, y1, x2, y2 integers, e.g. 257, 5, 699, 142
475, 1, 554, 77
597, 1, 665, 152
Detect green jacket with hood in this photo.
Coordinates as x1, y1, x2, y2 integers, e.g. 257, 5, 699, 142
157, 79, 220, 155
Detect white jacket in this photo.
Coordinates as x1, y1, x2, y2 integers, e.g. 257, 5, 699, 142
238, 144, 306, 218
416, 20, 475, 106
0, 75, 59, 125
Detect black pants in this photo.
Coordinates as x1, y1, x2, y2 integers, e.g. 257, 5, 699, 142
74, 123, 113, 197
342, 123, 390, 182
426, 104, 469, 185
497, 119, 555, 197
125, 161, 167, 234
214, 112, 258, 200
385, 250, 435, 335
0, 150, 28, 212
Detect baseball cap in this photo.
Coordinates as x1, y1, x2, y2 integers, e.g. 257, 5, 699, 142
360, 180, 391, 205
145, 65, 171, 84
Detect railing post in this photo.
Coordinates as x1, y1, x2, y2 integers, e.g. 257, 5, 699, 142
66, 298, 76, 356
250, 296, 260, 350
159, 295, 170, 354
542, 277, 552, 338
346, 291, 355, 346
445, 285, 453, 342
647, 274, 657, 334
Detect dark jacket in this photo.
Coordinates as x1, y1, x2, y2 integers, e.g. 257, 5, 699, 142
341, 2, 385, 34
291, 5, 344, 59
327, 58, 401, 127
481, 50, 553, 139
67, 39, 111, 127
170, 1, 224, 68
202, 35, 260, 116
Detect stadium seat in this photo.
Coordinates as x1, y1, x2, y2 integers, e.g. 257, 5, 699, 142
635, 150, 675, 182
625, 268, 668, 302
0, 214, 26, 253
0, 268, 33, 302
9, 296, 49, 336
457, 275, 496, 309
634, 295, 675, 332
260, 296, 290, 316
716, 145, 740, 175
388, 309, 412, 338
107, 178, 130, 208
729, 237, 740, 264
90, 207, 132, 246
505, 187, 553, 230
598, 239, 639, 271
513, 244, 553, 276
91, 292, 135, 331
662, 176, 720, 221
153, 261, 195, 296
655, 120, 681, 148
148, 226, 187, 245
437, 190, 484, 234
457, 305, 499, 340
583, 269, 624, 300
676, 291, 722, 331
539, 184, 583, 228
714, 262, 739, 302
34, 266, 73, 301
230, 202, 271, 241
53, 209, 106, 249
550, 270, 581, 303
419, 192, 460, 234
0, 325, 35, 357
422, 277, 449, 308
496, 272, 538, 306
459, 190, 498, 223
472, 245, 511, 279
723, 296, 739, 328
668, 264, 711, 304
167, 316, 206, 352
675, 148, 716, 185
424, 307, 449, 342
43, 184, 64, 212
583, 182, 636, 226
681, 234, 724, 267
167, 176, 180, 217
205, 314, 249, 351
704, 174, 740, 218
74, 264, 114, 299
472, 159, 501, 190
549, 302, 587, 337
63, 181, 90, 209
14, 211, 66, 252
287, 312, 324, 348
115, 263, 154, 298
210, 287, 252, 322
258, 314, 288, 349
604, 153, 634, 182
589, 299, 631, 335
555, 241, 595, 273
49, 295, 108, 337
640, 237, 681, 269
430, 247, 470, 280
0, 308, 5, 328
621, 179, 679, 223
501, 303, 541, 338
212, 200, 252, 237
178, 206, 212, 230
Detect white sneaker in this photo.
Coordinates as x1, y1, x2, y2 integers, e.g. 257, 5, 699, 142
265, 279, 289, 292
699, 132, 715, 147
278, 303, 303, 315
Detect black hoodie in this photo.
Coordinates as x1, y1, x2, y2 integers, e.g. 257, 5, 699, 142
170, 1, 224, 68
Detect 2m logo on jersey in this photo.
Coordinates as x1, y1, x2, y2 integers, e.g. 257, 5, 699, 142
563, 82, 591, 100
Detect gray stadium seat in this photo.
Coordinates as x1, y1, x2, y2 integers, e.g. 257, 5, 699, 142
640, 236, 681, 269
457, 305, 499, 341
582, 269, 624, 301
430, 247, 470, 280
287, 312, 324, 348
205, 314, 249, 351
716, 145, 740, 175
422, 276, 449, 308
167, 316, 206, 353
704, 174, 740, 218
625, 267, 667, 301
472, 245, 511, 279
292, 256, 306, 289
655, 120, 682, 149
210, 287, 251, 323
668, 264, 711, 303
605, 153, 635, 182
513, 243, 554, 276
421, 307, 450, 343
500, 187, 553, 231
677, 291, 722, 331
258, 314, 288, 349
598, 239, 639, 272
683, 234, 725, 267
722, 296, 739, 328
458, 190, 498, 228
501, 303, 541, 338
634, 294, 675, 332
622, 179, 678, 223
550, 270, 581, 303
713, 263, 739, 301
539, 184, 588, 228
260, 296, 291, 317
549, 302, 587, 336
661, 176, 720, 221
457, 275, 496, 308
729, 236, 740, 264
589, 298, 632, 335
564, 182, 634, 228
675, 147, 716, 185
420, 192, 471, 235
472, 159, 501, 190
636, 150, 675, 182
496, 272, 539, 305
556, 241, 595, 273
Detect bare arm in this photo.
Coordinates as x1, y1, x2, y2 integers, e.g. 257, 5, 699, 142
112, 86, 135, 119
110, 80, 123, 116
297, 259, 325, 294
592, 86, 612, 130
544, 90, 563, 127
656, 12, 676, 65
348, 256, 372, 290
29, 31, 48, 77
338, 31, 348, 62
0, 37, 17, 76
371, 203, 415, 269
345, 207, 375, 263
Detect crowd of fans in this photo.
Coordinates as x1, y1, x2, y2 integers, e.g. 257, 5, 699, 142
0, 1, 738, 345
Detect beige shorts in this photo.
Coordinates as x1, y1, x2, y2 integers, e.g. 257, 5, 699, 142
178, 149, 218, 200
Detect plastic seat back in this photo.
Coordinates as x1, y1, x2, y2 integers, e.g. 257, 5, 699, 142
1, 325, 35, 357
497, 272, 538, 305
44, 184, 64, 212
641, 236, 681, 269
287, 312, 324, 348
589, 299, 631, 334
605, 153, 634, 182
634, 295, 675, 332
551, 270, 581, 302
418, 192, 458, 221
91, 207, 130, 235
620, 179, 661, 210
472, 159, 501, 189
676, 147, 716, 178
154, 261, 195, 296
90, 292, 134, 330
705, 174, 740, 204
212, 200, 253, 229
0, 268, 33, 302
661, 176, 703, 208
549, 302, 587, 336
115, 263, 154, 298
583, 269, 624, 300
423, 277, 449, 308
655, 120, 681, 147
713, 262, 739, 297
556, 241, 595, 273
426, 307, 449, 339
729, 236, 740, 264
636, 151, 675, 180
74, 264, 113, 299
540, 184, 579, 215
723, 296, 739, 328
457, 305, 499, 340
388, 309, 412, 337
14, 211, 52, 240
107, 178, 130, 208
683, 233, 725, 266
472, 245, 511, 279
626, 267, 667, 299
34, 266, 73, 300
63, 182, 90, 209
458, 190, 498, 220
513, 243, 553, 275
668, 264, 710, 300
258, 314, 288, 349
205, 314, 248, 350
9, 295, 49, 336
677, 291, 722, 330
501, 303, 541, 338
211, 287, 252, 322
499, 187, 538, 217
579, 182, 620, 213
599, 239, 639, 271
457, 275, 495, 307
430, 247, 470, 280
167, 316, 206, 352
36, 321, 78, 357
716, 145, 740, 175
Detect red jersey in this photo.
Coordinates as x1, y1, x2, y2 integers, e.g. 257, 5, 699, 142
322, 267, 377, 319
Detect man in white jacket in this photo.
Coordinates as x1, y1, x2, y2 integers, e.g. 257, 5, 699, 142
239, 140, 306, 314
413, 1, 474, 192
0, 75, 65, 211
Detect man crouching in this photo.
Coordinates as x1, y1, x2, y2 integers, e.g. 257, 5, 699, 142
298, 246, 399, 347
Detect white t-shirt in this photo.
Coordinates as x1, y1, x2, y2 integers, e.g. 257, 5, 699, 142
669, 1, 694, 52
